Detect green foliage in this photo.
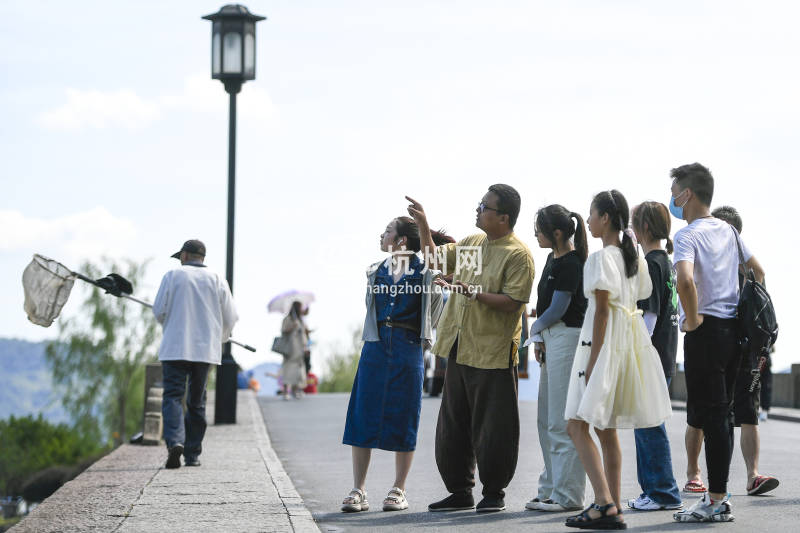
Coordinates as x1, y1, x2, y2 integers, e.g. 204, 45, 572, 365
45, 259, 159, 447
0, 516, 22, 531
0, 415, 105, 497
318, 328, 363, 393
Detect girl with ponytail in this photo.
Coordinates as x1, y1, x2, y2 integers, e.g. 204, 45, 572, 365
562, 191, 672, 530
627, 201, 682, 510
525, 205, 589, 513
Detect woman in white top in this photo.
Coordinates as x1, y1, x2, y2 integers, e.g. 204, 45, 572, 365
564, 190, 671, 530
280, 301, 309, 399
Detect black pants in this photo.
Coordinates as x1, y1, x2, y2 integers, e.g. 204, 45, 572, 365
684, 316, 741, 494
434, 340, 519, 498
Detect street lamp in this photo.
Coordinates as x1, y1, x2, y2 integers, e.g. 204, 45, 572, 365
202, 4, 266, 424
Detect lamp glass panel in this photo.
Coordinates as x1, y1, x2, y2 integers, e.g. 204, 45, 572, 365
222, 32, 242, 74
212, 32, 221, 75
244, 33, 255, 77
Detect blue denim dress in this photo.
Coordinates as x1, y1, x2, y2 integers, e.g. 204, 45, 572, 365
343, 256, 425, 452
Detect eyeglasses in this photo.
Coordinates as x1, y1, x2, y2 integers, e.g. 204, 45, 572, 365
478, 202, 501, 214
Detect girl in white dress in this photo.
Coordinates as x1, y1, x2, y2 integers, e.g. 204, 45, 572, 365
564, 190, 672, 530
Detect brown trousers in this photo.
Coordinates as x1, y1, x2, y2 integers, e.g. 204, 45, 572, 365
435, 340, 520, 498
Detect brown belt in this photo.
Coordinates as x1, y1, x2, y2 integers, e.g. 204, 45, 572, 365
378, 320, 420, 334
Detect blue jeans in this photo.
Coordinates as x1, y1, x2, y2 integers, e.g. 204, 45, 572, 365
633, 377, 681, 505
162, 361, 211, 459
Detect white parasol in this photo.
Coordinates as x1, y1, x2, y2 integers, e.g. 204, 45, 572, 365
267, 289, 315, 314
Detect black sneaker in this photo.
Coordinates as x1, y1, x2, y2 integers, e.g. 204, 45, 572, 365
428, 492, 475, 512
184, 457, 201, 467
165, 444, 183, 469
476, 495, 506, 513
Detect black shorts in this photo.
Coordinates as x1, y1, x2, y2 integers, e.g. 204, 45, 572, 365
733, 356, 761, 426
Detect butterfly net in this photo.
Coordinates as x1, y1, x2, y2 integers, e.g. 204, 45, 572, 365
22, 254, 76, 327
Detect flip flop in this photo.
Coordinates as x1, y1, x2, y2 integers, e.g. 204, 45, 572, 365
683, 480, 706, 493
747, 475, 779, 496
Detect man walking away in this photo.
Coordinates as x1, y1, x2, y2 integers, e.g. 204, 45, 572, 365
153, 239, 239, 469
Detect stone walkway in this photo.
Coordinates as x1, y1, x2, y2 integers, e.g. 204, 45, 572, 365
12, 390, 319, 533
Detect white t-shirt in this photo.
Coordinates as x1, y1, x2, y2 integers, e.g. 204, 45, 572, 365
153, 263, 238, 365
673, 217, 752, 326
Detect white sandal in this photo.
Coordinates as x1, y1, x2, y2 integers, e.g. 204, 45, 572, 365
341, 488, 369, 512
383, 487, 409, 511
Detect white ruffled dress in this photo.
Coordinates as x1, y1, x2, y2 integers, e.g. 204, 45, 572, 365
564, 246, 672, 429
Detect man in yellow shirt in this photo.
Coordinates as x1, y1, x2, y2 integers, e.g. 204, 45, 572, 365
407, 184, 535, 513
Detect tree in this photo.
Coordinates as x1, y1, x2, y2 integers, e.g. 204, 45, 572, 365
45, 259, 159, 447
318, 327, 363, 393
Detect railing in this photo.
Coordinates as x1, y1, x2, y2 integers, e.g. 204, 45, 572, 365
142, 363, 163, 445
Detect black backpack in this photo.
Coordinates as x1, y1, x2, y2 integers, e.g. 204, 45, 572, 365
731, 227, 778, 365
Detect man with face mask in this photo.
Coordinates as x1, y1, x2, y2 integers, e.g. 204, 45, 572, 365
668, 164, 764, 524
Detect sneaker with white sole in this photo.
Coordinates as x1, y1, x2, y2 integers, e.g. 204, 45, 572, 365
673, 492, 733, 522
525, 497, 552, 511
538, 501, 583, 512
627, 494, 682, 511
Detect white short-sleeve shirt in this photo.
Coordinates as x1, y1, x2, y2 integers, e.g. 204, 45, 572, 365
673, 217, 751, 326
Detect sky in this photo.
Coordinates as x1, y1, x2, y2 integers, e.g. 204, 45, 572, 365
2, 1, 799, 376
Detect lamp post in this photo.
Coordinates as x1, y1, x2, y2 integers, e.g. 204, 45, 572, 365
202, 4, 265, 424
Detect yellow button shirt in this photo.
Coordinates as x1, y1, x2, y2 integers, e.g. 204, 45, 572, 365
432, 232, 535, 369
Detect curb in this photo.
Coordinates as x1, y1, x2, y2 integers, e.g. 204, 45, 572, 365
248, 391, 320, 533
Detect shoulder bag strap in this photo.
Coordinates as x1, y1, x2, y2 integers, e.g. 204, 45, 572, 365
730, 224, 747, 297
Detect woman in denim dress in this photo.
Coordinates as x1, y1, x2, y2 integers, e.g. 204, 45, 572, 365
341, 216, 452, 513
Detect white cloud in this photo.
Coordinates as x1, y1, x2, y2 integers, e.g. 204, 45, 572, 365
36, 76, 275, 131
0, 207, 138, 262
37, 88, 161, 130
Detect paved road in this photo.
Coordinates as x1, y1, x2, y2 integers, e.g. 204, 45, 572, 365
259, 393, 799, 532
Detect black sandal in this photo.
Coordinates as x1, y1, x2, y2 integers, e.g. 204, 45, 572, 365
565, 502, 626, 530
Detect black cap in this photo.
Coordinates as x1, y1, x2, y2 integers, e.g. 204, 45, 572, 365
171, 239, 206, 259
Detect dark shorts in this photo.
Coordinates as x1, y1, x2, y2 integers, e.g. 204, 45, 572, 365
733, 356, 760, 426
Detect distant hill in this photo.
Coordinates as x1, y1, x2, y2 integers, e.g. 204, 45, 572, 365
0, 338, 69, 423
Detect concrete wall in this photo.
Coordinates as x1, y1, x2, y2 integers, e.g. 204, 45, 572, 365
669, 363, 800, 408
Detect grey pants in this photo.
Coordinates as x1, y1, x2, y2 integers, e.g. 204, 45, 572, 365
536, 322, 586, 508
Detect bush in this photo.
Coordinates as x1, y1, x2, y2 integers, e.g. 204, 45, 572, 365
318, 328, 362, 393
20, 465, 76, 503
0, 516, 22, 532
0, 415, 106, 498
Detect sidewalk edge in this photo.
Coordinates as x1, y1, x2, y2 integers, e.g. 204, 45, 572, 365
248, 391, 321, 533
